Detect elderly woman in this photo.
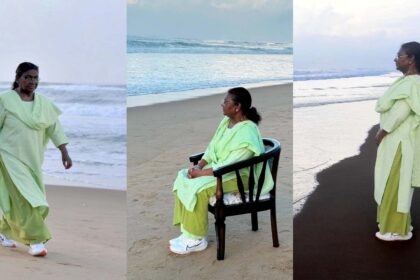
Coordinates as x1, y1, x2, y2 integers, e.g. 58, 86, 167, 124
375, 42, 420, 241
170, 87, 274, 254
0, 62, 72, 256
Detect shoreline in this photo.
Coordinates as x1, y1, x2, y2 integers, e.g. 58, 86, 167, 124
294, 124, 420, 279
293, 99, 379, 214
43, 175, 126, 191
127, 81, 291, 107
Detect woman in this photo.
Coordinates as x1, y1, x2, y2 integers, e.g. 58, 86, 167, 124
170, 87, 274, 254
0, 62, 72, 256
375, 42, 420, 241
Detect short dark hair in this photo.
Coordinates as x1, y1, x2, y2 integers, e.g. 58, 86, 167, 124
12, 62, 39, 90
401, 42, 420, 72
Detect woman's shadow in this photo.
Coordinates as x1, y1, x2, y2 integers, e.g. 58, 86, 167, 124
294, 124, 420, 280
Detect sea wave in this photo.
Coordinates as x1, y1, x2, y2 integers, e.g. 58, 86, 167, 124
294, 69, 395, 81
128, 37, 292, 55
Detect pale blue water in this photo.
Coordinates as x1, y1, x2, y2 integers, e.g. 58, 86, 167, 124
294, 68, 401, 108
127, 37, 293, 96
0, 83, 126, 190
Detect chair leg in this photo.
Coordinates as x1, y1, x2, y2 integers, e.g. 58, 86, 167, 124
214, 206, 226, 260
270, 205, 279, 247
251, 211, 258, 231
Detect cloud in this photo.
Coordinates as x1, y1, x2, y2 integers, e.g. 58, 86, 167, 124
295, 0, 420, 39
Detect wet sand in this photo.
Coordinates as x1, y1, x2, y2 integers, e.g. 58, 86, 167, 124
294, 125, 420, 279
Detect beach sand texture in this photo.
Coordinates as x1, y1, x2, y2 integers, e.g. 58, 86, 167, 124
0, 186, 126, 280
294, 124, 420, 279
128, 84, 292, 279
293, 100, 378, 213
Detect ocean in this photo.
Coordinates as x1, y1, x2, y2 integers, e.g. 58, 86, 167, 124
0, 83, 126, 190
294, 69, 400, 108
127, 36, 293, 97
293, 68, 402, 214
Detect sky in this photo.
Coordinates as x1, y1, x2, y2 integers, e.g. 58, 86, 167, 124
294, 0, 420, 72
0, 0, 125, 85
128, 0, 292, 43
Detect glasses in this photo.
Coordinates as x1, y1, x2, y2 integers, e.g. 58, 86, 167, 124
395, 54, 408, 60
23, 75, 39, 82
222, 98, 235, 105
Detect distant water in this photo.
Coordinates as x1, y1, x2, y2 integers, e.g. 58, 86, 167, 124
127, 37, 293, 96
0, 83, 126, 190
294, 69, 400, 108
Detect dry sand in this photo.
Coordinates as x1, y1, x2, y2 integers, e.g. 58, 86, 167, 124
0, 186, 126, 280
127, 84, 292, 280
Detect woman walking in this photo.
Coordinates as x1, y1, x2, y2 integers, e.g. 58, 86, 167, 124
0, 62, 72, 256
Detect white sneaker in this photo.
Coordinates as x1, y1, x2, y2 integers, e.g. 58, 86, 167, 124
169, 234, 187, 246
375, 231, 413, 241
28, 243, 47, 256
0, 233, 16, 248
169, 237, 208, 255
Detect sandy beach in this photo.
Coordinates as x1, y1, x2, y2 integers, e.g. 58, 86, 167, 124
293, 97, 420, 279
293, 100, 378, 213
0, 185, 126, 280
294, 124, 420, 279
128, 84, 292, 279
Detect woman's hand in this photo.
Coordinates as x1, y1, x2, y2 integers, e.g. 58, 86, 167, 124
187, 166, 213, 178
58, 144, 73, 169
187, 166, 202, 178
375, 129, 388, 145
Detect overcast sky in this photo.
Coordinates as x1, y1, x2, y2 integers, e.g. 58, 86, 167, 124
294, 0, 420, 71
128, 0, 292, 43
0, 0, 125, 85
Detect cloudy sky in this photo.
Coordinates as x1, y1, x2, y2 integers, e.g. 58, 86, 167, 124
0, 0, 125, 85
294, 0, 420, 71
128, 0, 292, 42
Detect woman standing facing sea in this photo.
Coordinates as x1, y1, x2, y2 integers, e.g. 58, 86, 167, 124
0, 62, 72, 256
375, 42, 420, 241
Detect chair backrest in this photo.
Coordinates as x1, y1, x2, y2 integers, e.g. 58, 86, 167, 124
213, 138, 281, 204
250, 138, 281, 202
263, 138, 281, 196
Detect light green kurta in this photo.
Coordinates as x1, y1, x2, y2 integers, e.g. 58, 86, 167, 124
0, 90, 68, 213
173, 116, 274, 212
374, 75, 420, 213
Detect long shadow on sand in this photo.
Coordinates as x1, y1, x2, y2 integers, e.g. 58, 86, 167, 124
294, 124, 420, 280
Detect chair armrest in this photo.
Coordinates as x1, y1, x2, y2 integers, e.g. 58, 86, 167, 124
213, 140, 280, 177
213, 154, 265, 177
189, 153, 204, 165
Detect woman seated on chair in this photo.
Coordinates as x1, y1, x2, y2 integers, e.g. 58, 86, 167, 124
170, 87, 274, 255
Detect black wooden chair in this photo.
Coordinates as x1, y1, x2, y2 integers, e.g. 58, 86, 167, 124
189, 138, 281, 260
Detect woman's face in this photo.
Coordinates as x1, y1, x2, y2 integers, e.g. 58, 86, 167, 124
394, 48, 413, 74
221, 93, 240, 118
16, 69, 39, 93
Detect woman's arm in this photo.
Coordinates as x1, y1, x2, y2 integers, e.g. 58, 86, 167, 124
376, 99, 412, 145
46, 121, 72, 169
58, 144, 72, 169
188, 148, 254, 179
